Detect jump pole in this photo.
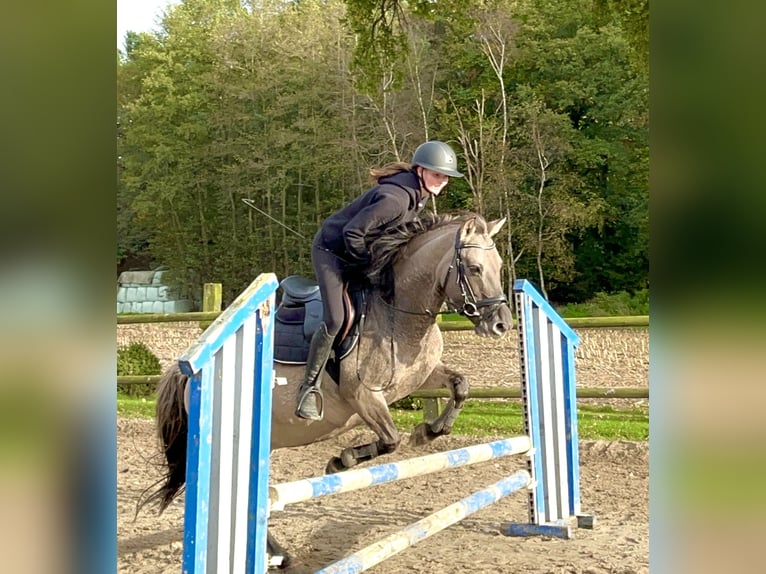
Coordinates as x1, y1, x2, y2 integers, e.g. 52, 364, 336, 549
314, 470, 532, 574
269, 435, 532, 511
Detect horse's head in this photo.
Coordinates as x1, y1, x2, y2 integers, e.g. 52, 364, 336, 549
444, 216, 513, 337
368, 212, 513, 337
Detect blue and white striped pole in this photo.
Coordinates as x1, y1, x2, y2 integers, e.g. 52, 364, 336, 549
269, 436, 532, 511
315, 470, 532, 574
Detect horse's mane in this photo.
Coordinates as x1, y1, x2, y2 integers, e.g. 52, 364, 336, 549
367, 211, 480, 300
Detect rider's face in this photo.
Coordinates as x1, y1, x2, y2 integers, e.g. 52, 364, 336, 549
419, 167, 450, 196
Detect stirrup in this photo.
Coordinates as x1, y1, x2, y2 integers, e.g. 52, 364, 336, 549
296, 386, 324, 421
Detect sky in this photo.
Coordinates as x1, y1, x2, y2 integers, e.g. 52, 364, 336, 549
117, 0, 179, 51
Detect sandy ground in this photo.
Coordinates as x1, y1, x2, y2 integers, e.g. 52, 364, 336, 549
117, 326, 649, 573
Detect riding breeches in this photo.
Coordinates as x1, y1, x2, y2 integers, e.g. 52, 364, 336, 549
311, 234, 346, 338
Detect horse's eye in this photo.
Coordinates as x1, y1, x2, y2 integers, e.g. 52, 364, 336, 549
468, 265, 482, 275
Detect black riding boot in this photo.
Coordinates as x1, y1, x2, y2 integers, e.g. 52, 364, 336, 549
296, 322, 334, 421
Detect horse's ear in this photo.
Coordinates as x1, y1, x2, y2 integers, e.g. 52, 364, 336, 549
459, 217, 478, 243
487, 217, 507, 238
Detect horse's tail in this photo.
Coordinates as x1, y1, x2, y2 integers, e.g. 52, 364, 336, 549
137, 363, 189, 515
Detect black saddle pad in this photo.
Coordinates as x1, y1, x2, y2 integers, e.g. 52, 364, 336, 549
273, 276, 367, 376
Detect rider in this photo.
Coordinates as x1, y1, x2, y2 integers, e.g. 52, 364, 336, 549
295, 140, 464, 421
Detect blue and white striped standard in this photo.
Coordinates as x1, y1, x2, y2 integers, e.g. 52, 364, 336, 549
180, 274, 278, 574
269, 436, 532, 511
314, 470, 532, 574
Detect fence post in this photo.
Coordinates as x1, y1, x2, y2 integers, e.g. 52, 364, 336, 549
199, 283, 222, 330
423, 398, 444, 423
424, 313, 447, 421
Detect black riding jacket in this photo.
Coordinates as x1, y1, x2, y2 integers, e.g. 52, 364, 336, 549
317, 170, 426, 266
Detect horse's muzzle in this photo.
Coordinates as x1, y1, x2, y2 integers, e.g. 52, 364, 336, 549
473, 303, 513, 337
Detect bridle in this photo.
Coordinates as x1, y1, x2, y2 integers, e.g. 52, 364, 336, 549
446, 227, 508, 319
374, 223, 508, 320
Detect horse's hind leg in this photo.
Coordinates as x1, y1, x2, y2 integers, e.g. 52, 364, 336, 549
410, 363, 469, 447
325, 392, 401, 474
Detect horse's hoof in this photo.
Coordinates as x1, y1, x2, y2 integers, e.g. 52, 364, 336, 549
267, 552, 291, 570
409, 423, 438, 447
341, 447, 359, 469
267, 532, 291, 570
325, 456, 345, 474
277, 553, 292, 570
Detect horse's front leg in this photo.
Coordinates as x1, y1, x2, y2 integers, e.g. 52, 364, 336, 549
325, 390, 401, 474
409, 363, 468, 447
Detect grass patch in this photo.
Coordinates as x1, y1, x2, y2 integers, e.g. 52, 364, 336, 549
118, 397, 648, 441
117, 393, 156, 418
392, 402, 526, 436
392, 400, 648, 441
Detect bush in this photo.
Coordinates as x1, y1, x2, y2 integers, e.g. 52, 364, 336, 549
117, 341, 162, 397
390, 396, 423, 410
556, 289, 649, 317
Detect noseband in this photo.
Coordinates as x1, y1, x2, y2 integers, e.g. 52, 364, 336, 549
447, 228, 507, 318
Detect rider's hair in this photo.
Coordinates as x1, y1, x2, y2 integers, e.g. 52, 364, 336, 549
368, 162, 413, 183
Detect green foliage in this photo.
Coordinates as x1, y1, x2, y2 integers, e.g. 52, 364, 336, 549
117, 342, 162, 397
556, 288, 649, 317
117, 0, 648, 305
503, 0, 648, 300
343, 0, 478, 96
117, 341, 162, 375
592, 0, 649, 73
390, 396, 423, 410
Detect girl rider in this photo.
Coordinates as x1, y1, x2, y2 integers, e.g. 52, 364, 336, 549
296, 141, 464, 421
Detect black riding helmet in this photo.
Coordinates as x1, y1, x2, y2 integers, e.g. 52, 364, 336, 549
411, 141, 464, 178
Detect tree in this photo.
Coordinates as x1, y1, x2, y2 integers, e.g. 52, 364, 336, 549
117, 31, 166, 271
507, 88, 602, 297
119, 0, 243, 298
506, 0, 648, 299
116, 0, 648, 304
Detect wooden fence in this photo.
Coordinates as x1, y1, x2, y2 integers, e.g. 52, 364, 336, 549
117, 311, 649, 329
116, 373, 646, 396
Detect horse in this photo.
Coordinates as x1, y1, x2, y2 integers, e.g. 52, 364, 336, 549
144, 212, 514, 567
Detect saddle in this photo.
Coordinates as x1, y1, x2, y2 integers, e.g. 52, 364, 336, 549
274, 275, 367, 382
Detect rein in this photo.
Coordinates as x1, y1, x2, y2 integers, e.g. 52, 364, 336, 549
375, 293, 441, 318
